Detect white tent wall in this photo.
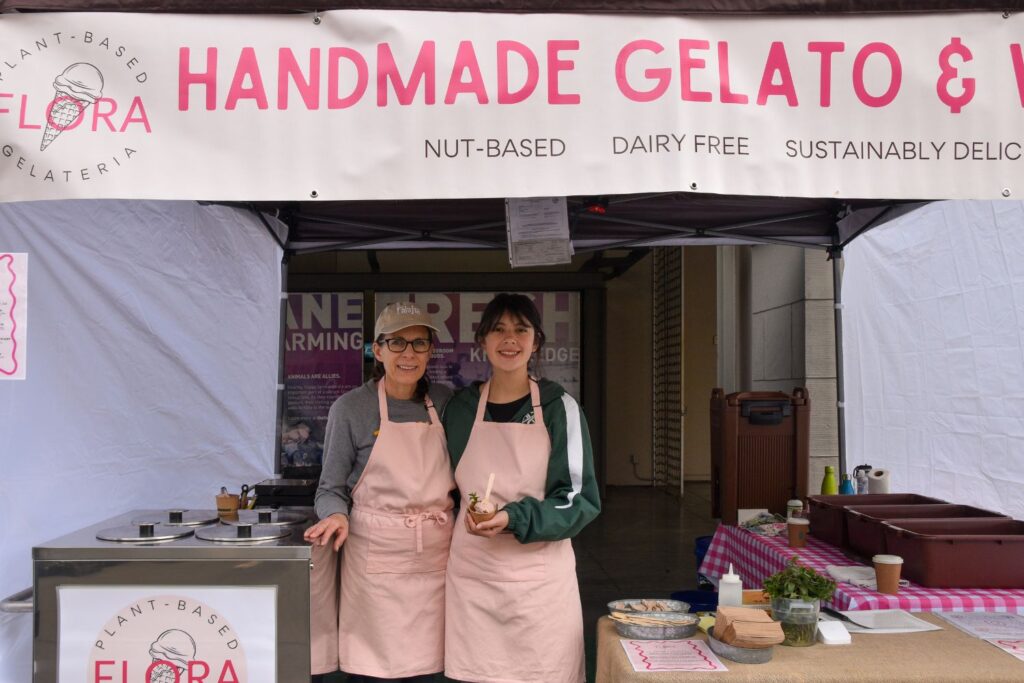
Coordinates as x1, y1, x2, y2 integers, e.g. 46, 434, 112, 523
843, 200, 1024, 520
0, 200, 283, 682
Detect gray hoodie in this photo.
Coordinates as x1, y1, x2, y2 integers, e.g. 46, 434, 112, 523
313, 378, 453, 519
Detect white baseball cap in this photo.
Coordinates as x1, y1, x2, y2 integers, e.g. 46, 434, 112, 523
374, 302, 440, 338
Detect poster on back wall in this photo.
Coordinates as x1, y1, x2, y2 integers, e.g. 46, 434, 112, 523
282, 293, 364, 466
375, 292, 580, 400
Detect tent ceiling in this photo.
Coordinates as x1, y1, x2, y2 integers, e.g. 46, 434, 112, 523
249, 193, 902, 252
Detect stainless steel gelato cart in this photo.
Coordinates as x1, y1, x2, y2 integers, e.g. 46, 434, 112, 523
19, 509, 315, 683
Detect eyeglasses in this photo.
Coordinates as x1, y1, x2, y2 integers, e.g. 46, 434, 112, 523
379, 337, 432, 353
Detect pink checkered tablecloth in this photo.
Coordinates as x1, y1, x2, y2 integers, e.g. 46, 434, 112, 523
699, 524, 1024, 612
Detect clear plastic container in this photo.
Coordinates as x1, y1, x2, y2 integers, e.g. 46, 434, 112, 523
718, 564, 743, 607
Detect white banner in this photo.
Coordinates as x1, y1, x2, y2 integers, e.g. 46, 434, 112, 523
1, 10, 1022, 201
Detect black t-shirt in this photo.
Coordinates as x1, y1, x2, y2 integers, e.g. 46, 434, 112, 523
486, 394, 530, 423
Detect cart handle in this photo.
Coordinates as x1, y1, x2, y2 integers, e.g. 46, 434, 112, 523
740, 399, 792, 425
0, 587, 33, 613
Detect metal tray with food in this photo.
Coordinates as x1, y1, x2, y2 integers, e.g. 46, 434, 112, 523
607, 599, 698, 639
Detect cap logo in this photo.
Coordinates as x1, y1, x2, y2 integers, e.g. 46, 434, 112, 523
394, 302, 419, 315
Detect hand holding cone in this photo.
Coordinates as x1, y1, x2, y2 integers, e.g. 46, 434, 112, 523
468, 472, 497, 523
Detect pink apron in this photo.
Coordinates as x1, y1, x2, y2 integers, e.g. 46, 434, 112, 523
445, 380, 585, 683
338, 380, 455, 678
310, 542, 339, 674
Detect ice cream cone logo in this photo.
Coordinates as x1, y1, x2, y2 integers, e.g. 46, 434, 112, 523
148, 629, 196, 683
40, 62, 104, 152
87, 593, 249, 682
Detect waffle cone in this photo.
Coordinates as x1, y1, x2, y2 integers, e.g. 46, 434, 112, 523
468, 508, 497, 524
40, 91, 90, 151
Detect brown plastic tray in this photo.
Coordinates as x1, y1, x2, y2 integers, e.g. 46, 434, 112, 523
846, 504, 1009, 559
882, 518, 1024, 588
806, 494, 944, 548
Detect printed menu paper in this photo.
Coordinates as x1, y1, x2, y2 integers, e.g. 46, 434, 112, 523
620, 639, 728, 673
989, 639, 1024, 662
937, 612, 1024, 640
936, 612, 1024, 662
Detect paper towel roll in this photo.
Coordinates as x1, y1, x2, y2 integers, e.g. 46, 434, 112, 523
868, 469, 891, 494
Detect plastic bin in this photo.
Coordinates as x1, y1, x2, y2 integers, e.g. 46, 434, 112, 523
807, 493, 945, 548
710, 388, 809, 525
881, 518, 1024, 588
845, 504, 1009, 559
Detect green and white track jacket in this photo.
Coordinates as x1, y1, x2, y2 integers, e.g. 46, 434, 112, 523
443, 379, 601, 543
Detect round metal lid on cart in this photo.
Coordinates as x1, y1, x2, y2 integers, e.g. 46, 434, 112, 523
221, 509, 308, 527
196, 523, 291, 543
96, 523, 195, 542
130, 509, 220, 527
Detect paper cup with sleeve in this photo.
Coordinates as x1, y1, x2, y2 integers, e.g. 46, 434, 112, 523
216, 493, 240, 520
787, 517, 809, 548
873, 554, 903, 594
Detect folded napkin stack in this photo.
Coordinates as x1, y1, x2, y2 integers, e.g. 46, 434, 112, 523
714, 606, 785, 649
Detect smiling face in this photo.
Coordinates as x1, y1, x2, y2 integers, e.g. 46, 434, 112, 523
480, 313, 538, 376
373, 325, 432, 392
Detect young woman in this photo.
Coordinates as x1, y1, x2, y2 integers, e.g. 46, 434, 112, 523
305, 302, 455, 682
443, 293, 601, 683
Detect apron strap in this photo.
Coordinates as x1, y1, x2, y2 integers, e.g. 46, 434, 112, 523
425, 396, 441, 425
474, 381, 491, 423
529, 378, 543, 423
377, 378, 390, 421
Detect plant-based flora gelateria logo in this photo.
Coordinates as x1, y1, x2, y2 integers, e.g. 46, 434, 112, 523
0, 30, 151, 185
87, 594, 248, 683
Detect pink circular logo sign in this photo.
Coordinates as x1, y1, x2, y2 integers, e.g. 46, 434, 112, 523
87, 594, 248, 683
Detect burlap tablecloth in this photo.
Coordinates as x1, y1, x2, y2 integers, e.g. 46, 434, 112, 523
596, 614, 1024, 682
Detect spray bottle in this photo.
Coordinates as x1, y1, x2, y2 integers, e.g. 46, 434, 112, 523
854, 464, 872, 494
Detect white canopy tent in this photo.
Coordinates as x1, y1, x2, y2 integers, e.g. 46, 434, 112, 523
0, 200, 284, 680
2, 4, 1024, 681
843, 200, 1024, 522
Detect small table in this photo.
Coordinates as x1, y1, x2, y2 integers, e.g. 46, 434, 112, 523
596, 614, 1024, 682
699, 524, 1024, 612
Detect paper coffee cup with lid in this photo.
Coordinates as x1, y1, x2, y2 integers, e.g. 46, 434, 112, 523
787, 517, 810, 548
872, 554, 903, 594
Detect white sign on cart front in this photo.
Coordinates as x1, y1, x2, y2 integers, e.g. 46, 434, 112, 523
58, 585, 276, 683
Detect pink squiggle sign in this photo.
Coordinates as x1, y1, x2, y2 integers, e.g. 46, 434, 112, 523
0, 254, 18, 376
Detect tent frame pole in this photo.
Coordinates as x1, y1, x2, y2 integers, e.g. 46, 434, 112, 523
275, 254, 289, 474
830, 242, 847, 477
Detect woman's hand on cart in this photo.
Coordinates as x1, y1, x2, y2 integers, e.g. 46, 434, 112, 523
465, 510, 509, 537
304, 513, 350, 550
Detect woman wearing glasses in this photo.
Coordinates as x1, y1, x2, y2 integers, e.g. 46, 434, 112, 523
443, 293, 601, 683
305, 302, 455, 682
